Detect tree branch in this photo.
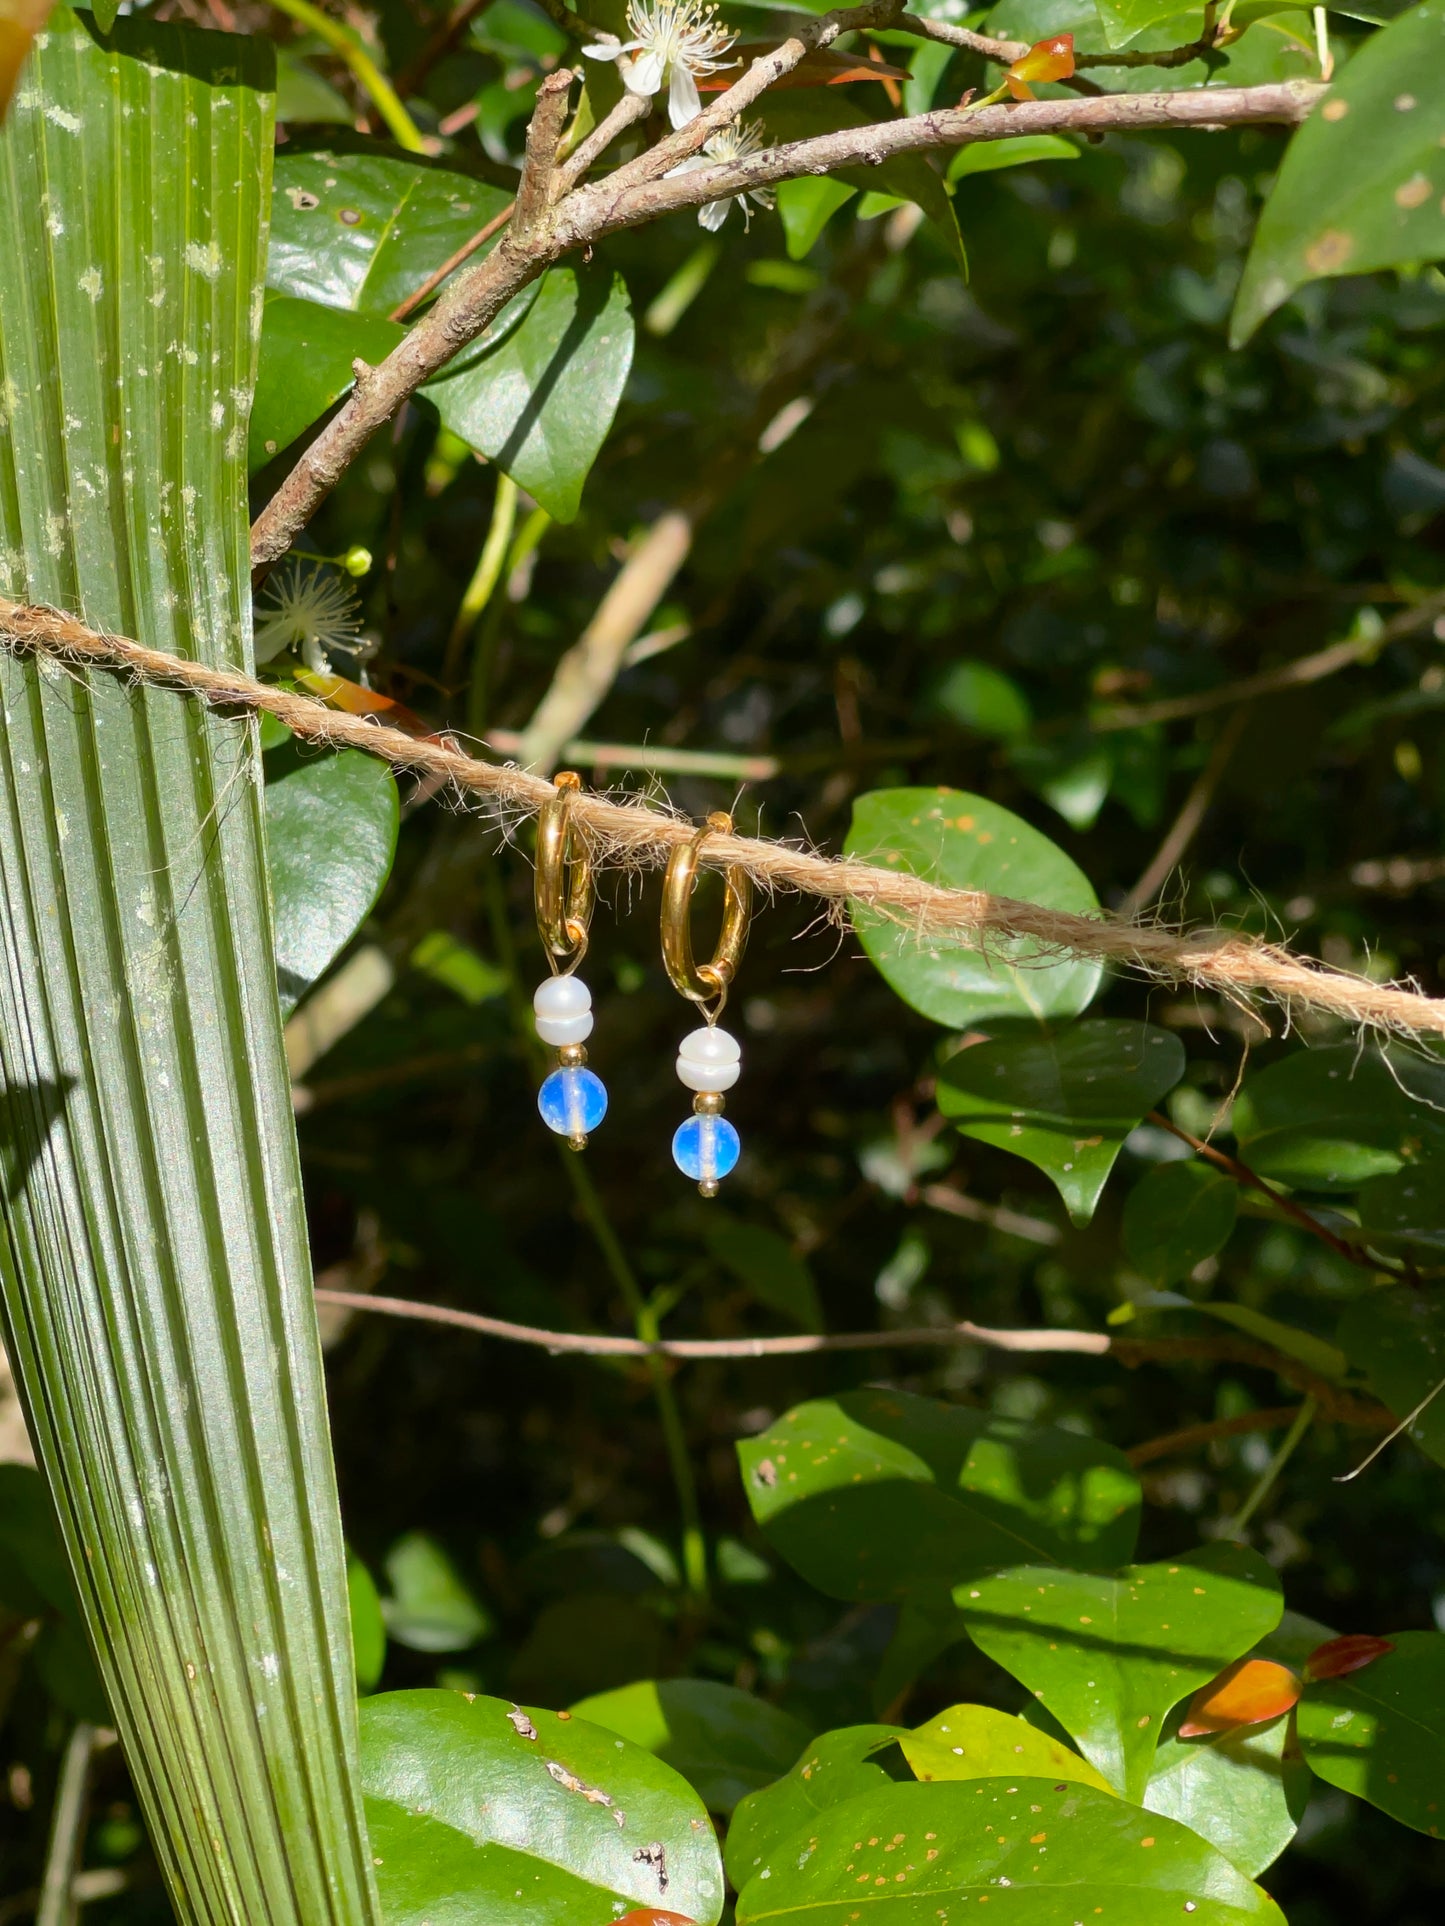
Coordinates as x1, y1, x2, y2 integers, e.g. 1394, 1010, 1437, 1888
513, 66, 574, 237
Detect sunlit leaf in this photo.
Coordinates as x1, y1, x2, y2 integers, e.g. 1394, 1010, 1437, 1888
571, 1678, 812, 1816
725, 1725, 906, 1890
948, 133, 1080, 183
1006, 32, 1076, 98
902, 1701, 1116, 1793
251, 294, 405, 468
1179, 1659, 1303, 1737
1144, 1708, 1310, 1877
1296, 1632, 1445, 1837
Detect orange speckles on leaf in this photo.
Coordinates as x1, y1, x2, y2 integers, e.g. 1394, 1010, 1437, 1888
1322, 97, 1349, 120
1395, 173, 1431, 209
1304, 1634, 1394, 1682
1304, 229, 1355, 273
1006, 33, 1075, 102
1179, 1658, 1302, 1738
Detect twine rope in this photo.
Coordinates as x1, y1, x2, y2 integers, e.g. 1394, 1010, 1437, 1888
4, 595, 1444, 1039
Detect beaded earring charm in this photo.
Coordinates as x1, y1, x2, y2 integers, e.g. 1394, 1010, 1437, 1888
661, 811, 751, 1197
533, 772, 607, 1151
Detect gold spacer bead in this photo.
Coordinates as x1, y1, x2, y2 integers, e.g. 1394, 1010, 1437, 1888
698, 1179, 720, 1199
558, 1043, 588, 1067
692, 1091, 725, 1116
567, 1133, 588, 1152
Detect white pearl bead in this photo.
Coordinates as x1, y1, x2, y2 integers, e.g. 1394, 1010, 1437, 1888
536, 1010, 594, 1046
678, 1026, 741, 1066
677, 1055, 739, 1093
534, 975, 591, 1020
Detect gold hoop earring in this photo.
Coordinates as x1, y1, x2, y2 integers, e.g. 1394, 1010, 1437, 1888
661, 812, 751, 1196
533, 774, 607, 1150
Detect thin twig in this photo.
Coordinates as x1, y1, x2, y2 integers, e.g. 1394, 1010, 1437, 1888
484, 729, 780, 782
1130, 1403, 1314, 1467
1120, 705, 1250, 916
389, 202, 515, 323
6, 596, 1445, 1040
553, 90, 655, 199
897, 5, 1226, 70
36, 1724, 98, 1926
1224, 1395, 1317, 1531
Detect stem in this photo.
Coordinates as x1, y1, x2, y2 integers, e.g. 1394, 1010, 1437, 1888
37, 1723, 98, 1926
267, 0, 428, 154
481, 863, 709, 1603
466, 502, 550, 738
1225, 1397, 1316, 1533
444, 472, 518, 689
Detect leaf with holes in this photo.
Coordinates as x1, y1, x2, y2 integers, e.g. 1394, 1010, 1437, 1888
957, 1543, 1284, 1800
738, 1389, 1140, 1604
1234, 1, 1445, 343
1296, 1632, 1445, 1837
1231, 1043, 1445, 1189
845, 789, 1102, 1028
571, 1680, 812, 1817
733, 1780, 1285, 1925
902, 1702, 1116, 1794
423, 266, 634, 523
725, 1725, 906, 1889
1338, 1285, 1445, 1470
1123, 1159, 1239, 1284
359, 1690, 725, 1925
937, 1021, 1186, 1225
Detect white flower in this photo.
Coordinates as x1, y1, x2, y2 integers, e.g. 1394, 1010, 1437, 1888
583, 0, 737, 129
252, 558, 370, 674
668, 119, 775, 231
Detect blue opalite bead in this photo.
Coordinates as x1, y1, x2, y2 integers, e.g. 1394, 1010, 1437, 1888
538, 1066, 608, 1139
672, 1113, 741, 1184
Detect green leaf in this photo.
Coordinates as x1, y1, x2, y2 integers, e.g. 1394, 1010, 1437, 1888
726, 1725, 905, 1889
1338, 1284, 1445, 1469
275, 49, 352, 125
348, 1551, 387, 1695
359, 1689, 726, 1924
991, 0, 1320, 88
845, 788, 1103, 1028
1144, 1710, 1310, 1878
265, 731, 398, 1017
704, 1217, 823, 1331
775, 176, 857, 259
380, 1531, 493, 1653
251, 295, 405, 468
1233, 1, 1445, 344
0, 1462, 73, 1617
1296, 1631, 1445, 1837
948, 134, 1080, 184
957, 1543, 1284, 1800
1356, 1160, 1445, 1254
268, 148, 512, 317
734, 1780, 1285, 1925
1091, 0, 1196, 47
738, 1388, 1141, 1604
0, 13, 381, 1925
1123, 1161, 1239, 1284
1142, 1297, 1347, 1384
902, 1702, 1117, 1794
1231, 1043, 1445, 1188
937, 1021, 1186, 1225
570, 1678, 813, 1816
930, 660, 1033, 736
411, 930, 510, 1005
423, 266, 635, 523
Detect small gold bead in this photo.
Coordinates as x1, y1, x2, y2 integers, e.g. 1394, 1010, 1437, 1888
698, 1179, 720, 1199
567, 1133, 588, 1152
693, 1091, 725, 1116
558, 1043, 588, 1067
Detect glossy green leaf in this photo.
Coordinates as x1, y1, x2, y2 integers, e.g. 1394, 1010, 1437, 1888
1338, 1285, 1445, 1469
348, 1551, 387, 1695
704, 1218, 823, 1332
938, 1021, 1186, 1225
845, 789, 1103, 1028
1231, 1043, 1445, 1189
1296, 1631, 1445, 1837
957, 1544, 1284, 1800
265, 731, 398, 1017
570, 1679, 813, 1816
251, 294, 405, 468
1144, 1711, 1310, 1877
268, 148, 512, 316
1234, 1, 1445, 344
734, 1780, 1285, 1925
380, 1531, 493, 1653
1091, 0, 1197, 46
359, 1690, 725, 1925
990, 0, 1320, 89
0, 14, 380, 1924
1356, 1160, 1445, 1254
903, 1702, 1116, 1794
738, 1388, 1141, 1603
725, 1725, 906, 1890
775, 176, 857, 259
423, 266, 635, 523
1123, 1160, 1239, 1284
948, 134, 1079, 183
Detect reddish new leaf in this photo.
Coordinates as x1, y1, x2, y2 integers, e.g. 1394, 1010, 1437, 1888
0, 0, 54, 119
697, 45, 909, 92
1179, 1658, 1303, 1738
293, 666, 433, 737
1006, 33, 1075, 102
1304, 1634, 1395, 1682
613, 1914, 699, 1926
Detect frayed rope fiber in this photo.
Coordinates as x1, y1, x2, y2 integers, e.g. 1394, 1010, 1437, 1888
5, 594, 1445, 1039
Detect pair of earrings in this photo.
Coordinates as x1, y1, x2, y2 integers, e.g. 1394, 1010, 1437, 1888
531, 773, 752, 1196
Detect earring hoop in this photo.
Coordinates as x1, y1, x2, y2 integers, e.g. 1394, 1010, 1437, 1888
535, 771, 593, 977
661, 812, 751, 1021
